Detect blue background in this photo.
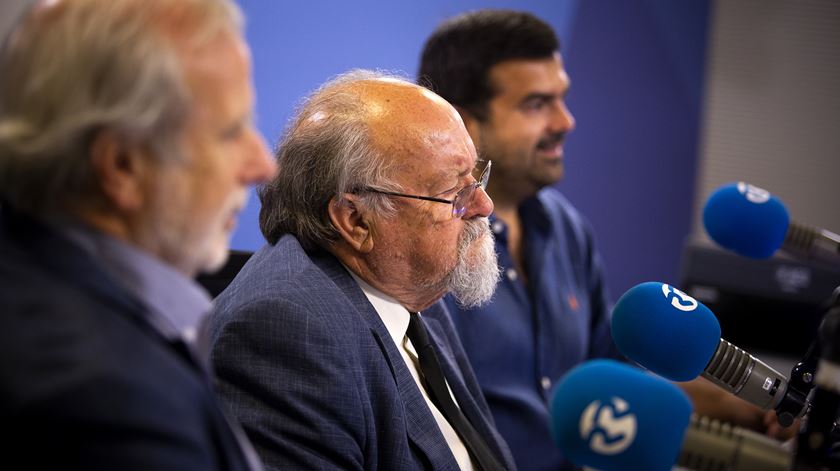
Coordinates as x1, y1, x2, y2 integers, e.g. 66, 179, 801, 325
232, 0, 711, 297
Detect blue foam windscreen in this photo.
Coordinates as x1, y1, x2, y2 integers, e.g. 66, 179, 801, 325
611, 282, 721, 381
703, 182, 790, 259
550, 360, 692, 471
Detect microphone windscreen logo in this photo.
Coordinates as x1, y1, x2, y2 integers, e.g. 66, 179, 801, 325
737, 181, 771, 204
580, 397, 637, 455
661, 284, 698, 312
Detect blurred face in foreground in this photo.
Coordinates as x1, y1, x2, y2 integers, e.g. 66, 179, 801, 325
143, 32, 276, 276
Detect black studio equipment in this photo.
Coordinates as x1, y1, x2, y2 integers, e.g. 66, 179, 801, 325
686, 182, 840, 358
680, 240, 840, 358
793, 288, 840, 471
691, 182, 840, 469
195, 250, 253, 298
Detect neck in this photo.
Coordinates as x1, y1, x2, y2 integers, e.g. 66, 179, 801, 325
486, 188, 528, 281
73, 207, 131, 243
329, 244, 444, 312
76, 206, 196, 277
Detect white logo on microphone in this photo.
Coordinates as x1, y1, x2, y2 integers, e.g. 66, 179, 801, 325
737, 182, 771, 204
661, 284, 698, 312
579, 397, 637, 455
763, 377, 774, 391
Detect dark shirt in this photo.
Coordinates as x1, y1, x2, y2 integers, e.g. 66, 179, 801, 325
444, 187, 621, 471
0, 207, 261, 470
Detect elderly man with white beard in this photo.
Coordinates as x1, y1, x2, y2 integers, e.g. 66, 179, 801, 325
207, 70, 516, 471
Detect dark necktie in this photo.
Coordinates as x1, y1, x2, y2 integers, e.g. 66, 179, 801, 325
406, 313, 506, 471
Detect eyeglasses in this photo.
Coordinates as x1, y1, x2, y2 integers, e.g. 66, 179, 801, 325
363, 161, 491, 219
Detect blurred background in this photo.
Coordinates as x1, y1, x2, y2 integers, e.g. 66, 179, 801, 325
227, 0, 840, 311
3, 0, 839, 358
232, 0, 711, 297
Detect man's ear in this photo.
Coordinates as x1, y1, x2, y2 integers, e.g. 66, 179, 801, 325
328, 195, 375, 253
89, 130, 151, 212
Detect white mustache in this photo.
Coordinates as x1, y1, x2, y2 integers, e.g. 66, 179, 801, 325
461, 217, 491, 245
228, 189, 249, 217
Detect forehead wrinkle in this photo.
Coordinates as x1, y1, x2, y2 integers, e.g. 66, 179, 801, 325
344, 78, 474, 194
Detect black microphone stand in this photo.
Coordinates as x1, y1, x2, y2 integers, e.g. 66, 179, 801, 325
793, 286, 840, 470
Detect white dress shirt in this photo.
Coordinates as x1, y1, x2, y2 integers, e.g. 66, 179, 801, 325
349, 272, 476, 471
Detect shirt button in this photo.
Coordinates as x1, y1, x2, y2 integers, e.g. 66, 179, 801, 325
506, 268, 518, 281
541, 377, 552, 391
491, 221, 504, 234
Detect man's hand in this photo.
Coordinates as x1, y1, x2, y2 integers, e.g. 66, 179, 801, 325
677, 376, 801, 440
763, 409, 801, 441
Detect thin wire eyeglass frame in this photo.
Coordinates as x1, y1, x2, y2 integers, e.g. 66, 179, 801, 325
363, 161, 492, 218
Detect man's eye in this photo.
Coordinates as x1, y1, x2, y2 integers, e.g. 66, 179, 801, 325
444, 187, 460, 197
220, 124, 244, 140
435, 185, 460, 198
522, 100, 546, 112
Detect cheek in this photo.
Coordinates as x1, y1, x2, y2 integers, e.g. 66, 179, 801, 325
486, 124, 536, 156
193, 152, 242, 208
390, 214, 461, 270
513, 120, 546, 144
428, 225, 463, 262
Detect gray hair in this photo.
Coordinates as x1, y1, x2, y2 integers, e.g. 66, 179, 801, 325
259, 69, 405, 249
0, 0, 242, 216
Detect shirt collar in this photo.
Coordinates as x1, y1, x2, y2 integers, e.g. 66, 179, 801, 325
521, 191, 552, 232
57, 222, 212, 344
488, 193, 552, 241
346, 269, 411, 347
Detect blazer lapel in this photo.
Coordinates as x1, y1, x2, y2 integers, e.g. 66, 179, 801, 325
309, 249, 461, 469
423, 309, 512, 468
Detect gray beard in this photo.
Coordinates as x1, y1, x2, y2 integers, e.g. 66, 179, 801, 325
447, 217, 501, 308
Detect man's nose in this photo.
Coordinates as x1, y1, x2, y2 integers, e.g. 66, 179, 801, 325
241, 129, 278, 184
548, 100, 575, 134
462, 186, 494, 219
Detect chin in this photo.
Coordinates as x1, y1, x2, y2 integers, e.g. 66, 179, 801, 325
536, 172, 563, 188
193, 233, 231, 276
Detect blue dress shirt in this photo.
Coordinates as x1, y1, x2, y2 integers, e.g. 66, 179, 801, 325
444, 187, 621, 471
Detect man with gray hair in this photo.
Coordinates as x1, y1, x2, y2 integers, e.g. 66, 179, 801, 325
209, 70, 516, 470
0, 0, 275, 468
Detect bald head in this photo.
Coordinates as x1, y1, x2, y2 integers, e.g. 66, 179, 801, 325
260, 70, 478, 249
347, 77, 463, 133
351, 78, 475, 183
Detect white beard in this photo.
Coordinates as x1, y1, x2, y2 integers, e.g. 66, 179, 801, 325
447, 217, 500, 308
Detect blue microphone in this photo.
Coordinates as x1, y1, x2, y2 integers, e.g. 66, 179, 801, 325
703, 181, 840, 261
611, 282, 720, 382
611, 282, 807, 424
550, 360, 791, 471
550, 360, 691, 470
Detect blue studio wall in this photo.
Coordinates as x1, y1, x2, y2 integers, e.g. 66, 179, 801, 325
232, 0, 711, 298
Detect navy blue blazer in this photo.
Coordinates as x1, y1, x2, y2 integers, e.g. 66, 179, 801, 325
0, 208, 254, 470
209, 234, 516, 470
